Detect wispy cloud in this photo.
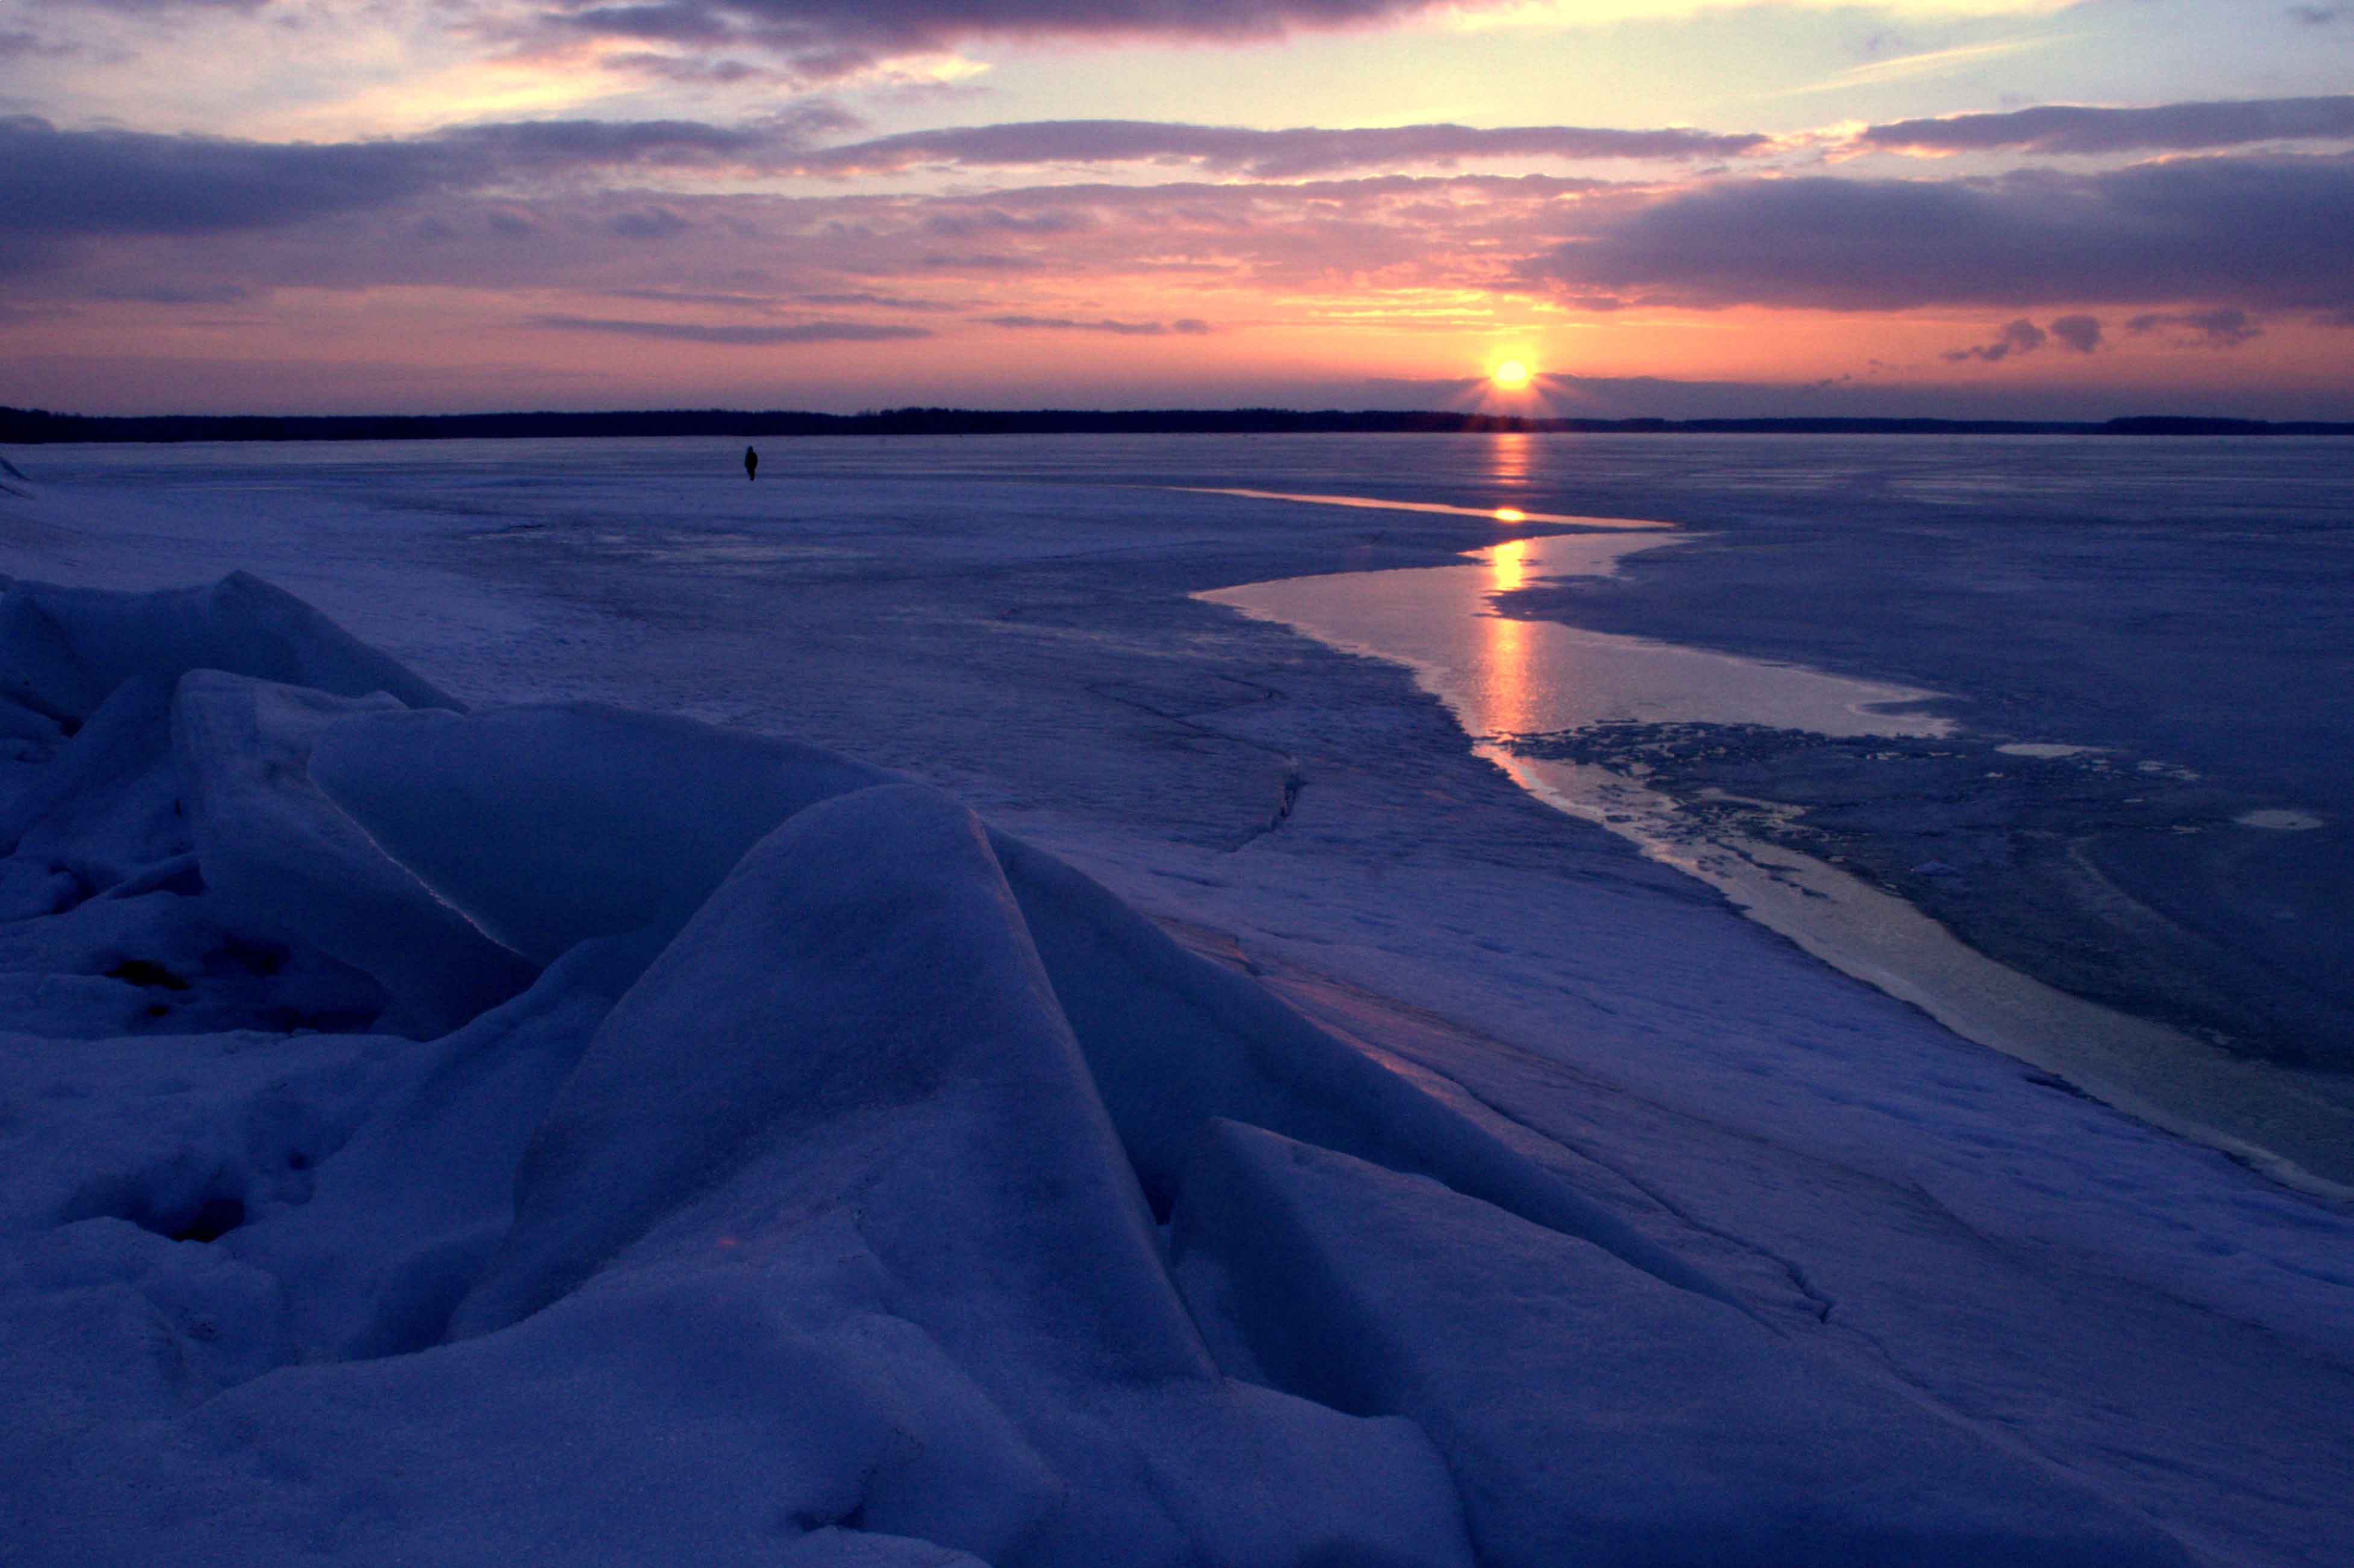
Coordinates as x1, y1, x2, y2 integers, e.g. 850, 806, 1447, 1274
0, 27, 81, 60
1936, 314, 2100, 360
528, 315, 935, 343
515, 0, 1468, 80
789, 119, 1768, 179
1859, 96, 2354, 156
0, 112, 844, 259
87, 281, 252, 304
797, 290, 964, 312
1778, 36, 2050, 98
984, 314, 1210, 334
1443, 0, 2076, 27
2127, 308, 2262, 348
1942, 317, 2045, 362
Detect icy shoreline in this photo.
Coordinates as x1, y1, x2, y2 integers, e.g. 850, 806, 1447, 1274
1205, 528, 2354, 1197
4, 438, 2352, 1566
1485, 442, 2354, 1084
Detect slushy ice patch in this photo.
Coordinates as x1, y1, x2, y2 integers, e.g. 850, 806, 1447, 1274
1502, 720, 2349, 1068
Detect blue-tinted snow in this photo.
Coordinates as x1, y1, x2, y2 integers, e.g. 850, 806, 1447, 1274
0, 436, 2348, 1566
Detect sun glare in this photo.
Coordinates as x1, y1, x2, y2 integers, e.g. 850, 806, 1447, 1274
1492, 359, 1533, 390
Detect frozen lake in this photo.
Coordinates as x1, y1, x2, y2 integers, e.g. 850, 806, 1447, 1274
5, 431, 2354, 1565
24, 429, 2346, 1181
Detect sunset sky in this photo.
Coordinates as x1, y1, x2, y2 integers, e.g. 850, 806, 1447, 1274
3, 0, 2350, 416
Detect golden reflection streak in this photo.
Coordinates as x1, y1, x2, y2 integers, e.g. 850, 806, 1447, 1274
1484, 539, 1538, 736
1490, 429, 1531, 487
1489, 537, 1531, 592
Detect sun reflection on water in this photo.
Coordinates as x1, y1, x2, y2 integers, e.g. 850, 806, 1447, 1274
1490, 430, 1531, 487
1481, 538, 1540, 735
1488, 538, 1532, 592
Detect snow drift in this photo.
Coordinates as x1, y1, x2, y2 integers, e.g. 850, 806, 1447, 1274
0, 572, 2200, 1565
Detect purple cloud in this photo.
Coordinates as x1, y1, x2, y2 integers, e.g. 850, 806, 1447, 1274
914, 251, 1048, 271
1524, 157, 2354, 313
982, 314, 1208, 334
2049, 313, 2103, 353
796, 290, 962, 312
0, 113, 1641, 289
606, 286, 788, 308
605, 50, 780, 83
0, 113, 856, 269
607, 206, 694, 239
0, 118, 446, 243
436, 106, 858, 169
794, 119, 1767, 179
2127, 309, 2263, 348
2288, 5, 2343, 23
1857, 96, 2354, 157
529, 315, 934, 343
529, 0, 1470, 76
1932, 315, 2101, 362
0, 28, 80, 58
89, 281, 251, 303
0, 112, 899, 281
920, 207, 1097, 237
48, 0, 269, 10
0, 165, 1590, 309
1942, 318, 2046, 363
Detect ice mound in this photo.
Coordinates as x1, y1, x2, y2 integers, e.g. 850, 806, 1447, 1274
450, 781, 1472, 1566
0, 569, 459, 726
1172, 1120, 2198, 1568
311, 697, 1729, 1302
0, 673, 181, 883
985, 828, 1734, 1303
0, 573, 487, 1037
221, 941, 633, 1362
174, 671, 536, 1036
308, 701, 895, 962
0, 574, 2202, 1564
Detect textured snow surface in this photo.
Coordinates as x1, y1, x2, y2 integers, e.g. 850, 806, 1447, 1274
1, 442, 2350, 1568
0, 569, 2221, 1566
1175, 1120, 2193, 1568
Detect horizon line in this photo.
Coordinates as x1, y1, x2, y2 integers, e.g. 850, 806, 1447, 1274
6, 406, 2353, 445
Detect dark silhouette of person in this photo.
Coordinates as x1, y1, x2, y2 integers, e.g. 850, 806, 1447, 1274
744, 445, 759, 481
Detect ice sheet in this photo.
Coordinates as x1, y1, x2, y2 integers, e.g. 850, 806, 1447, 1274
2, 434, 2349, 1567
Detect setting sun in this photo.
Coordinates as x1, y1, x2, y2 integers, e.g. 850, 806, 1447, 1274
1492, 359, 1533, 390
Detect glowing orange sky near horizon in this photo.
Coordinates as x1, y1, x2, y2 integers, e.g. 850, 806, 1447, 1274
4, 275, 2343, 419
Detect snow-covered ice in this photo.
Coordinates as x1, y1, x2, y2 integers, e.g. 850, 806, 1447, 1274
0, 434, 2349, 1567
1174, 1118, 2193, 1567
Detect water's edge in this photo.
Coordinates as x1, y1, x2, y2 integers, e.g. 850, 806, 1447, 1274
1203, 526, 2354, 1200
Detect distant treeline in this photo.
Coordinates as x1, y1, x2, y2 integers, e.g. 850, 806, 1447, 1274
4, 405, 2350, 445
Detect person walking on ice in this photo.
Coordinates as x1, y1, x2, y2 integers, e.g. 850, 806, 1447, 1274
744, 445, 759, 481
